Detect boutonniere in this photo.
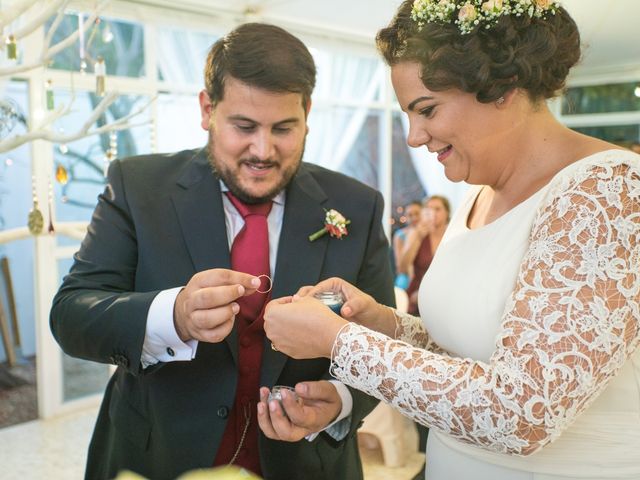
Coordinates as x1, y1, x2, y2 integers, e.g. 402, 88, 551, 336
308, 208, 351, 241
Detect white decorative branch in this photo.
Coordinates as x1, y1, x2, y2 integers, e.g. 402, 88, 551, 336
12, 0, 68, 40
0, 92, 155, 153
0, 0, 109, 77
0, 0, 38, 32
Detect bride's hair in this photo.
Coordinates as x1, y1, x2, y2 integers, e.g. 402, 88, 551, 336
376, 1, 581, 103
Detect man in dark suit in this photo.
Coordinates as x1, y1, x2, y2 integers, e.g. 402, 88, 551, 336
50, 22, 394, 480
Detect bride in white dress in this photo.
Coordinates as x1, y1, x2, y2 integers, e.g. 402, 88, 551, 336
260, 1, 640, 479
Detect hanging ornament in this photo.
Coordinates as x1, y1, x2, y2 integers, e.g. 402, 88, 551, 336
6, 34, 17, 60
55, 164, 68, 184
58, 143, 69, 154
103, 130, 118, 176
149, 120, 157, 154
46, 79, 55, 111
102, 22, 114, 43
28, 176, 44, 235
78, 13, 87, 73
47, 177, 55, 234
95, 56, 106, 96
109, 130, 118, 158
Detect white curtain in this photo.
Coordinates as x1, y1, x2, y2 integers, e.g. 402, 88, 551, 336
155, 29, 218, 152
157, 29, 217, 85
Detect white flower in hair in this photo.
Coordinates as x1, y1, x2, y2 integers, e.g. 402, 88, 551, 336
411, 0, 561, 34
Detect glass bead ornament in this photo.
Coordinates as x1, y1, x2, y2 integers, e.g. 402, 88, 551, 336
95, 56, 106, 96
28, 176, 44, 235
46, 79, 55, 110
6, 34, 17, 60
102, 22, 114, 43
47, 177, 55, 234
55, 164, 68, 185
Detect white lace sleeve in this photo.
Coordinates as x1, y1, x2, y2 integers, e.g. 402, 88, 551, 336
391, 307, 450, 355
331, 159, 640, 456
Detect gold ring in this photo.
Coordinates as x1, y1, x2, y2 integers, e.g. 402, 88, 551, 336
271, 343, 278, 351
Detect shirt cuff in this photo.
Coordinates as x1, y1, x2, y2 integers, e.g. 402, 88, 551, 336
305, 380, 353, 442
141, 287, 198, 368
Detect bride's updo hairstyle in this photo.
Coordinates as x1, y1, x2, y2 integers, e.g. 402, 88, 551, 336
376, 0, 581, 103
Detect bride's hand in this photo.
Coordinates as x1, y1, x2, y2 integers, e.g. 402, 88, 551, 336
296, 278, 396, 337
264, 296, 347, 359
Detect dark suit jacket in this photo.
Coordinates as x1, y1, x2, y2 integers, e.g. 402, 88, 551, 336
50, 148, 395, 480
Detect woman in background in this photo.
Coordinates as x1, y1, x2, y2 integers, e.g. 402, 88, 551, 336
399, 195, 450, 314
393, 200, 422, 290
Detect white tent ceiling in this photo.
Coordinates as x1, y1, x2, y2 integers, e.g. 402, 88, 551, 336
132, 0, 640, 81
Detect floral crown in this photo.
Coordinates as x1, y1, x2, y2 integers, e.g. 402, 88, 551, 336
411, 0, 561, 35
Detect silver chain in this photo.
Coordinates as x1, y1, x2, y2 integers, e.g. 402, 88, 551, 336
228, 403, 252, 466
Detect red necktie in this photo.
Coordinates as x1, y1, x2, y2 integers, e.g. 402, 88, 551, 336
225, 191, 273, 322
214, 192, 273, 475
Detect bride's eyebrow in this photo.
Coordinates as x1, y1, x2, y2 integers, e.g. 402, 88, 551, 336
408, 96, 434, 111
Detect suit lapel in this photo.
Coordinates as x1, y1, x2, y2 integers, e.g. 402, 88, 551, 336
172, 149, 230, 272
171, 149, 238, 364
261, 165, 330, 387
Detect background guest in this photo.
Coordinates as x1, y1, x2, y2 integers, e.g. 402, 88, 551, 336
392, 200, 422, 290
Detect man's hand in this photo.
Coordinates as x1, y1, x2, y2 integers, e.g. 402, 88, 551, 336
257, 381, 343, 442
174, 269, 261, 343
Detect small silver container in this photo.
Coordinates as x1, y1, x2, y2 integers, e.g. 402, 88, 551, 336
314, 291, 344, 315
268, 385, 298, 405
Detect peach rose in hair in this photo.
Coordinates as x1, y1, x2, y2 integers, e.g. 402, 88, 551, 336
458, 3, 478, 22
481, 0, 503, 12
535, 0, 553, 8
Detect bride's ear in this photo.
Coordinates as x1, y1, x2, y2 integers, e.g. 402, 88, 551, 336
495, 88, 518, 108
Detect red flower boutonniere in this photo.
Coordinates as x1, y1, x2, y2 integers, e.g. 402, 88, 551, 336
309, 209, 351, 241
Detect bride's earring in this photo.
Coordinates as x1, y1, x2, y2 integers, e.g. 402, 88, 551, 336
496, 96, 505, 105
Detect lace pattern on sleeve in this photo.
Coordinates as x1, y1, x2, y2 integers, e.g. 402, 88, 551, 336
391, 307, 449, 354
331, 157, 640, 455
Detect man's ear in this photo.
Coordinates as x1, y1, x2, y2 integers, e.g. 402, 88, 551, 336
199, 90, 213, 130
304, 97, 312, 118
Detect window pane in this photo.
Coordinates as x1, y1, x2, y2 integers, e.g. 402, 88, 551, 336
0, 81, 38, 370
51, 90, 151, 245
562, 83, 640, 114
311, 48, 383, 103
48, 14, 145, 78
571, 124, 640, 144
0, 82, 40, 425
391, 111, 426, 230
57, 258, 110, 402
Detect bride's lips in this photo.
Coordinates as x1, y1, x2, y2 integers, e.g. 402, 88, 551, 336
435, 145, 452, 162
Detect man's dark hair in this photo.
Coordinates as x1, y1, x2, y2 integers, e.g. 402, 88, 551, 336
204, 23, 316, 111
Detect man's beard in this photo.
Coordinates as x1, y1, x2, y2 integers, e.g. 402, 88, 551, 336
207, 131, 304, 204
